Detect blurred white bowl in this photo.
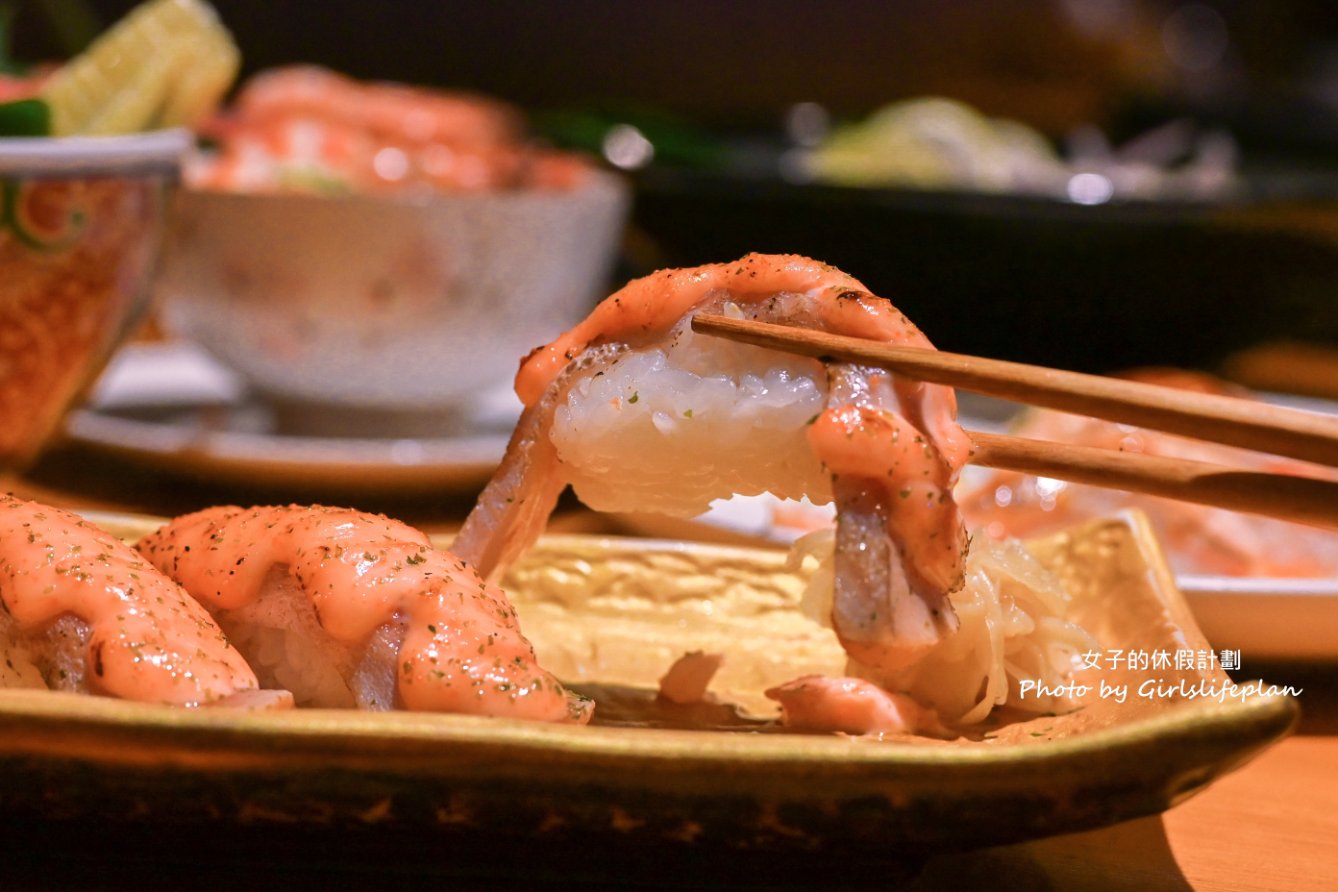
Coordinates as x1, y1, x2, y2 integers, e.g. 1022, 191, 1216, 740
156, 170, 628, 421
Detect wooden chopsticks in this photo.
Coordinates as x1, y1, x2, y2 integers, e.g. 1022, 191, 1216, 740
691, 313, 1338, 530
970, 431, 1338, 531
693, 314, 1338, 467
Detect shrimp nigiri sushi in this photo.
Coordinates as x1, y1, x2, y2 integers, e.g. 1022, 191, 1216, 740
456, 254, 972, 676
455, 254, 1095, 733
137, 504, 590, 724
0, 494, 286, 709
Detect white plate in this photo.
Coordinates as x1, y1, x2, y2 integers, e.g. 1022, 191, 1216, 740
1177, 576, 1338, 661
64, 342, 516, 493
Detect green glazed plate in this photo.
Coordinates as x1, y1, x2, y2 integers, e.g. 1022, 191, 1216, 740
0, 512, 1297, 856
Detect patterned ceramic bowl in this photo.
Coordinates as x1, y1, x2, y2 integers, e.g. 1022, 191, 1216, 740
0, 129, 189, 468
156, 171, 628, 424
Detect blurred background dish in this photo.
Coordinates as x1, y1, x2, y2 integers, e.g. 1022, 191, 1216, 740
150, 65, 629, 431
14, 0, 1338, 431
612, 146, 1338, 376
186, 64, 574, 195
60, 339, 514, 492
0, 0, 235, 470
0, 127, 189, 469
797, 96, 1237, 201
156, 173, 627, 425
4, 0, 1336, 490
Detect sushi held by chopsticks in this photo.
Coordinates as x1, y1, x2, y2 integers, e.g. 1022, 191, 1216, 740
455, 253, 1101, 733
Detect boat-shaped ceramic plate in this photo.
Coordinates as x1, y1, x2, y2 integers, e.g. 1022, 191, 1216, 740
0, 512, 1297, 865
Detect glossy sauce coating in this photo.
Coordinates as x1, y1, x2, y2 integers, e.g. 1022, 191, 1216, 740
808, 404, 964, 665
0, 495, 261, 706
137, 505, 589, 723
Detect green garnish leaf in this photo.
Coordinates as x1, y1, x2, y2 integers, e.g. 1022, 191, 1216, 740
0, 98, 52, 136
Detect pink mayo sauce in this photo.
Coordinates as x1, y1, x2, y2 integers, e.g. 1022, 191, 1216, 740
0, 495, 261, 706
137, 505, 588, 723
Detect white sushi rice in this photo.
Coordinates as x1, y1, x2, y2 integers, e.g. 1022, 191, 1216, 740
0, 612, 89, 692
552, 319, 833, 516
211, 566, 404, 709
0, 611, 40, 689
